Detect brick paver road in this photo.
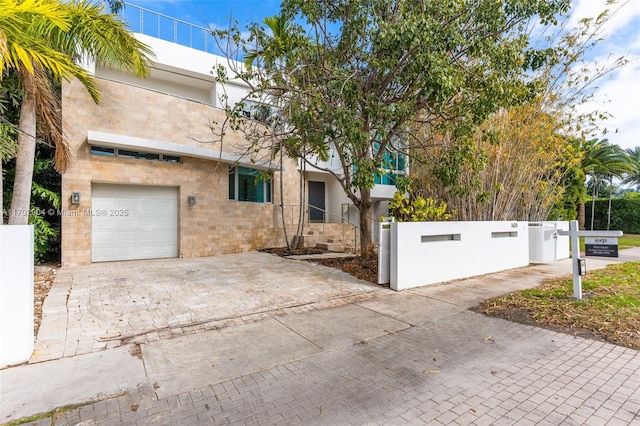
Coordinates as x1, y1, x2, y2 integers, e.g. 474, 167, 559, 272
36, 306, 640, 425
12, 249, 640, 425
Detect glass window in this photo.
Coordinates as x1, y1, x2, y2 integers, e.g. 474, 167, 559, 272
90, 146, 115, 156
89, 145, 182, 163
116, 149, 138, 159
229, 166, 272, 203
374, 146, 406, 186
162, 155, 182, 163
140, 152, 161, 160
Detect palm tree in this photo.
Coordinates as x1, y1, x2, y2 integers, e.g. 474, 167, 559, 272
0, 0, 85, 80
1, 0, 89, 212
5, 0, 152, 225
578, 138, 633, 230
623, 147, 640, 189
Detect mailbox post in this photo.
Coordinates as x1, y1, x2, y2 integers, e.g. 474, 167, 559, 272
557, 220, 623, 300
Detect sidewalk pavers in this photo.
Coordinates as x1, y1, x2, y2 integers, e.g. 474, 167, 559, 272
0, 346, 145, 421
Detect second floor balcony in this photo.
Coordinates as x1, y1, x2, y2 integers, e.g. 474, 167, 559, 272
117, 1, 221, 55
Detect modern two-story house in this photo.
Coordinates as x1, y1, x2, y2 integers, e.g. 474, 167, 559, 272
60, 3, 405, 266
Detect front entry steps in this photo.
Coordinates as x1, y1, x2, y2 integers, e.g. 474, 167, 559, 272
298, 230, 355, 253
315, 239, 346, 252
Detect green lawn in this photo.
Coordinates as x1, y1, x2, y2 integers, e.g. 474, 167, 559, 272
619, 234, 640, 249
478, 261, 640, 349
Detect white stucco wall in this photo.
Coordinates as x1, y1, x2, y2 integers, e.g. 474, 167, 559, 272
390, 221, 529, 291
0, 226, 34, 367
306, 171, 353, 224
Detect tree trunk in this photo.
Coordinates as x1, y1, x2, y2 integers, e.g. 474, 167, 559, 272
358, 188, 374, 260
577, 201, 585, 230
292, 159, 306, 249
589, 180, 597, 231
279, 144, 290, 249
8, 73, 37, 225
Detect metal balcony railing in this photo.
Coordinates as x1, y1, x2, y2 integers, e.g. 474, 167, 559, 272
117, 1, 222, 55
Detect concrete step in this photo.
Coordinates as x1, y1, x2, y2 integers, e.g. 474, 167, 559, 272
316, 242, 345, 252
297, 235, 325, 247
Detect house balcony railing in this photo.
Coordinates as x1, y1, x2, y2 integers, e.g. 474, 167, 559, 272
116, 1, 222, 55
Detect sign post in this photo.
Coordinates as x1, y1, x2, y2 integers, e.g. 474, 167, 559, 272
557, 220, 622, 300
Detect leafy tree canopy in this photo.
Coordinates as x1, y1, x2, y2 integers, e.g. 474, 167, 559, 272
213, 0, 570, 257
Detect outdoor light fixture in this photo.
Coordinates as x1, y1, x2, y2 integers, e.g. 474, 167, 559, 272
71, 192, 81, 205
188, 196, 196, 206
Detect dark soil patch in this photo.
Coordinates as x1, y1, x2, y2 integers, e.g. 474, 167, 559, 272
260, 247, 329, 256
313, 256, 379, 284
261, 247, 379, 284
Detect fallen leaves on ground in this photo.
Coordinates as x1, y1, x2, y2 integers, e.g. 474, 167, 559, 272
475, 262, 640, 350
261, 247, 379, 284
34, 264, 59, 336
312, 256, 379, 284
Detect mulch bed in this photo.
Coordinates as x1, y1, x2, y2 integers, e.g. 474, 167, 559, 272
260, 247, 379, 284
33, 264, 58, 336
312, 256, 379, 284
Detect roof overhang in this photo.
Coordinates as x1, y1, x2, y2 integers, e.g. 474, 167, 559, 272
87, 131, 279, 171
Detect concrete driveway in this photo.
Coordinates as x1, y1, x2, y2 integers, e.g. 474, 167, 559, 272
32, 252, 384, 363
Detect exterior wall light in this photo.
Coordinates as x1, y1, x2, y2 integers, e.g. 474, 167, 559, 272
71, 192, 81, 205
188, 196, 196, 206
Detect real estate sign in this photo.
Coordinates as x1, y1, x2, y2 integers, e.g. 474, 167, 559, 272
585, 237, 619, 257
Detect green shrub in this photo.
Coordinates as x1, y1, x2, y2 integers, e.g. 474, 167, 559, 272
389, 192, 454, 222
585, 199, 640, 233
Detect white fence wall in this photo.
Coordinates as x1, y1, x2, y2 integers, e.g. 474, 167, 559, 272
390, 221, 529, 291
0, 225, 34, 368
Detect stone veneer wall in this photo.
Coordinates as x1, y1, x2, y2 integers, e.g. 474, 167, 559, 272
61, 78, 301, 266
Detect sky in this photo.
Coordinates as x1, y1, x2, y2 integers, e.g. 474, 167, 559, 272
121, 0, 640, 152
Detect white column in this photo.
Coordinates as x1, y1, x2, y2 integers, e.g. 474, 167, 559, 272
0, 225, 34, 367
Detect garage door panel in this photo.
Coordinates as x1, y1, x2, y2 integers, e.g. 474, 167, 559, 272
92, 184, 178, 262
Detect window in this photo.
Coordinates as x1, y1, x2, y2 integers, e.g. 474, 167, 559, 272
162, 155, 182, 163
90, 146, 116, 156
373, 143, 407, 186
239, 100, 275, 125
229, 166, 272, 203
90, 146, 182, 163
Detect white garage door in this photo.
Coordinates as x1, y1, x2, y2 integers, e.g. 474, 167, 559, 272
92, 184, 178, 262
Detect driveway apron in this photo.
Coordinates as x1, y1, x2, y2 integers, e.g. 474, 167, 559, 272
32, 252, 383, 363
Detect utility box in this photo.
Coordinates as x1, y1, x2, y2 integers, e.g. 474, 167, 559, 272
528, 221, 570, 263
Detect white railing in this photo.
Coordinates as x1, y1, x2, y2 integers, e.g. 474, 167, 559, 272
118, 1, 221, 55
